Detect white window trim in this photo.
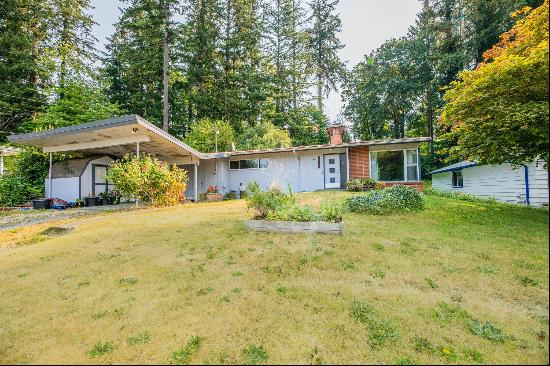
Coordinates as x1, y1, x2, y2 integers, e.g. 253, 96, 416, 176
369, 148, 421, 182
452, 170, 464, 188
229, 158, 269, 171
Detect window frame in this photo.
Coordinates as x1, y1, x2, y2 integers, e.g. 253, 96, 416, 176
369, 148, 421, 182
452, 170, 464, 188
229, 158, 269, 171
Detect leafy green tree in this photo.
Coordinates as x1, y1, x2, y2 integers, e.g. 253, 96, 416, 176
22, 80, 123, 131
236, 121, 292, 150
184, 118, 235, 153
441, 1, 549, 166
307, 0, 344, 111
284, 106, 328, 146
343, 38, 425, 140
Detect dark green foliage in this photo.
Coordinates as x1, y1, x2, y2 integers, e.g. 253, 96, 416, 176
349, 299, 399, 347
267, 203, 319, 222
468, 320, 509, 342
87, 341, 115, 357
346, 185, 424, 215
346, 178, 377, 192
242, 345, 268, 365
245, 181, 296, 219
0, 175, 42, 206
171, 336, 203, 365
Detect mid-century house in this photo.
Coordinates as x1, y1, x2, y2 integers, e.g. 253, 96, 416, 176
431, 161, 549, 207
8, 115, 430, 202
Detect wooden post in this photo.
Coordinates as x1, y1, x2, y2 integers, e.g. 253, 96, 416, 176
135, 142, 140, 208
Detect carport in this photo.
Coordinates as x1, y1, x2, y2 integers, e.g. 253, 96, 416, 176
8, 115, 204, 201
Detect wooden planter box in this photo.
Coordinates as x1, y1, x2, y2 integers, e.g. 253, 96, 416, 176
206, 193, 223, 202
245, 220, 342, 235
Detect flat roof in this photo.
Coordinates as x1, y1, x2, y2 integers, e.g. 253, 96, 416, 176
430, 161, 478, 174
8, 115, 204, 164
204, 137, 432, 158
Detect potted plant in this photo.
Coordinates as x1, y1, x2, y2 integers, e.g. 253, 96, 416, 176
206, 185, 223, 202
98, 192, 109, 205
108, 189, 122, 205
84, 194, 99, 207
75, 198, 84, 208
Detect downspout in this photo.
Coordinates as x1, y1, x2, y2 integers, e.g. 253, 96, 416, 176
346, 147, 350, 183
524, 165, 530, 205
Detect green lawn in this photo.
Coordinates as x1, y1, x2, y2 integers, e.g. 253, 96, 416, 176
0, 191, 548, 364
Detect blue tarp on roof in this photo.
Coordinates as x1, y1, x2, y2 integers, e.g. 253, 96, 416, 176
429, 161, 478, 175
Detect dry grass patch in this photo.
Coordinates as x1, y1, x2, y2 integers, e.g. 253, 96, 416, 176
0, 193, 548, 364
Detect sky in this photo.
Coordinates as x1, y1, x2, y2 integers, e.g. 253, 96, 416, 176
90, 0, 422, 122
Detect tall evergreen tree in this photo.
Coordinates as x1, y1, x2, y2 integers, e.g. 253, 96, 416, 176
307, 0, 344, 112
0, 0, 46, 140
104, 0, 183, 133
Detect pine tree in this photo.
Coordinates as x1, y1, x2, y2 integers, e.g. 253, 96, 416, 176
0, 0, 46, 140
307, 0, 344, 112
104, 0, 183, 132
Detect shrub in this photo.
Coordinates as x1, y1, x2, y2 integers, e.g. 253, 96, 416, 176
346, 178, 377, 192
267, 203, 319, 222
424, 187, 496, 203
319, 200, 344, 223
106, 154, 188, 206
245, 181, 295, 219
346, 185, 424, 215
0, 175, 42, 206
223, 191, 237, 200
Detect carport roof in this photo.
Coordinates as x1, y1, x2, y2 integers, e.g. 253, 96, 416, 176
8, 115, 204, 165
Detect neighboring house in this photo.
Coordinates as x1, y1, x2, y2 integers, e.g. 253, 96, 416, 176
430, 161, 549, 207
8, 115, 430, 202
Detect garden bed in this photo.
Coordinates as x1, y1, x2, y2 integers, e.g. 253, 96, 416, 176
245, 219, 343, 235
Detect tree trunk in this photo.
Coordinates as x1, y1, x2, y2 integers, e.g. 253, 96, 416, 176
162, 0, 170, 132
317, 73, 323, 112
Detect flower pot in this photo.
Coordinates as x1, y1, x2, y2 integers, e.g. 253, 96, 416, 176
32, 198, 51, 210
85, 197, 99, 207
206, 193, 223, 202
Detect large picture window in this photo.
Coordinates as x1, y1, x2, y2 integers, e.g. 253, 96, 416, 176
229, 158, 269, 170
369, 149, 420, 182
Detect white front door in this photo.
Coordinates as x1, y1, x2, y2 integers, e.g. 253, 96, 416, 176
324, 154, 341, 189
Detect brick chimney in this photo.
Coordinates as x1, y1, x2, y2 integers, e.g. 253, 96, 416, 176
327, 124, 345, 145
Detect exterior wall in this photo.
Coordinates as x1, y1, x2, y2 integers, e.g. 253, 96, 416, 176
383, 181, 424, 191
45, 177, 80, 202
432, 161, 549, 206
349, 146, 370, 179
44, 156, 113, 202
80, 156, 114, 198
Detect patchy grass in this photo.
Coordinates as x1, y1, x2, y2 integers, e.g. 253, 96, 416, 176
0, 192, 548, 364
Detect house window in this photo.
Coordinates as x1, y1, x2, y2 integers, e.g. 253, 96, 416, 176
229, 158, 269, 170
452, 170, 463, 188
369, 149, 420, 182
406, 150, 419, 181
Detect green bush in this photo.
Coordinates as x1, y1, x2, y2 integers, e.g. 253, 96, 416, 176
223, 191, 237, 200
106, 154, 188, 206
245, 182, 295, 219
0, 175, 42, 206
346, 178, 378, 192
346, 185, 424, 215
424, 187, 497, 203
319, 200, 344, 222
267, 203, 319, 222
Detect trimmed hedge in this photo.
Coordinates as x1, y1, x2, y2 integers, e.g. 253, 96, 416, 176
346, 185, 424, 215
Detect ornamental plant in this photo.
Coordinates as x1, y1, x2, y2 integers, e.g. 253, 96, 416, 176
106, 154, 188, 206
346, 185, 424, 215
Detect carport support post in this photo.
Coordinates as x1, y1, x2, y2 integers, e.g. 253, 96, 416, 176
0, 154, 4, 176
135, 142, 140, 208
48, 152, 53, 199
194, 163, 198, 202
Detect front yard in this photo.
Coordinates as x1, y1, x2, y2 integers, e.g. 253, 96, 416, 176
0, 191, 548, 364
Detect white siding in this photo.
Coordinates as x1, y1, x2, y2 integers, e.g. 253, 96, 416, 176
80, 156, 114, 198
45, 177, 80, 202
432, 162, 549, 207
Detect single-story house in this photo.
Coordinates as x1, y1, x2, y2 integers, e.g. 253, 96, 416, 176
430, 161, 549, 207
8, 115, 430, 202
